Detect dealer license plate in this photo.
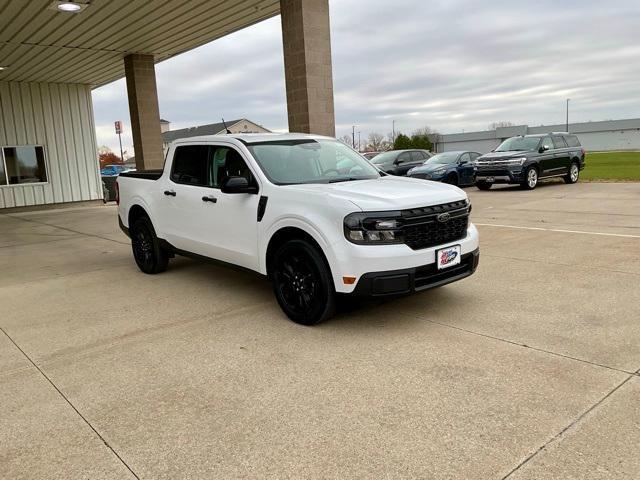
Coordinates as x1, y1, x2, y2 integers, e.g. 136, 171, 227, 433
436, 245, 461, 270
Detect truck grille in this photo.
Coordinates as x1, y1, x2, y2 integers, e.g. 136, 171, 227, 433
401, 200, 469, 250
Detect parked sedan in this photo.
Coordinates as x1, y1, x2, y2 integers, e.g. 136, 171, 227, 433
406, 151, 480, 186
371, 149, 431, 176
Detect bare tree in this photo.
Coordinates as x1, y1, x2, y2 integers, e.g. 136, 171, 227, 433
366, 132, 385, 151
488, 121, 515, 130
338, 134, 354, 147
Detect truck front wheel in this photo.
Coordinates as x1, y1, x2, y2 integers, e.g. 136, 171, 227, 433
130, 216, 169, 274
271, 239, 336, 325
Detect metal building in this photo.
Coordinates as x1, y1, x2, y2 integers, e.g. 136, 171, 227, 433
436, 118, 640, 154
0, 0, 335, 209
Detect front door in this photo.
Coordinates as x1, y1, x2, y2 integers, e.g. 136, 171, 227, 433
159, 143, 261, 271
538, 137, 556, 176
457, 153, 475, 185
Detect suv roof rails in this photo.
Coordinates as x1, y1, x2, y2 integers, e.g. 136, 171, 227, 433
549, 131, 570, 135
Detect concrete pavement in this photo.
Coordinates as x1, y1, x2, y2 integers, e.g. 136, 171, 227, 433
0, 182, 638, 479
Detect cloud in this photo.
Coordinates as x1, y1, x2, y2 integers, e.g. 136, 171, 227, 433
92, 0, 640, 152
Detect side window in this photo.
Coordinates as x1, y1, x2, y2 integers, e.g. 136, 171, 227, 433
171, 145, 211, 186
211, 147, 254, 188
565, 135, 581, 147
552, 136, 568, 149
541, 137, 554, 151
397, 152, 411, 164
459, 153, 471, 164
410, 151, 424, 162
470, 153, 481, 161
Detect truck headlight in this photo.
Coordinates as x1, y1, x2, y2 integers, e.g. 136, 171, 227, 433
507, 157, 526, 166
344, 212, 404, 245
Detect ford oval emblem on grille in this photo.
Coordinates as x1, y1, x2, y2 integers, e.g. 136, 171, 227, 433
437, 212, 451, 223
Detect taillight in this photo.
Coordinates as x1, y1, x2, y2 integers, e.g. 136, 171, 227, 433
115, 180, 120, 205
581, 148, 586, 156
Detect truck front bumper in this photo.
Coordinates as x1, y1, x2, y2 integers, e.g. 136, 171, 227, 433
350, 248, 479, 296
330, 222, 479, 294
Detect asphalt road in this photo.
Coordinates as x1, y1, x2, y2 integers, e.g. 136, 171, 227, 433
1, 181, 638, 479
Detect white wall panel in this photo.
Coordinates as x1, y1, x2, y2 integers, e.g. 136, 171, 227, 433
0, 81, 100, 208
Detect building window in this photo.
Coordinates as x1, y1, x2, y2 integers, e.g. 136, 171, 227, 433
0, 146, 48, 185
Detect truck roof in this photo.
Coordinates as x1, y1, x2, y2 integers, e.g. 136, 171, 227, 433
171, 132, 334, 145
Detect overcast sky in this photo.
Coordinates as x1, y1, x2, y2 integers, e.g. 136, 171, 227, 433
92, 0, 640, 155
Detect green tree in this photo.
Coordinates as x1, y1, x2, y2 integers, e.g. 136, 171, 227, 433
410, 134, 433, 151
393, 133, 412, 150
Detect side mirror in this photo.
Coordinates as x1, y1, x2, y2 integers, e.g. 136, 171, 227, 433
459, 159, 468, 165
221, 176, 258, 194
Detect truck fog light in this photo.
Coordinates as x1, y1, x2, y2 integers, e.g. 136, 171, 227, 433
349, 230, 364, 241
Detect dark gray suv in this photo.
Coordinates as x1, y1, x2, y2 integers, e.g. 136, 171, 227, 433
475, 133, 586, 190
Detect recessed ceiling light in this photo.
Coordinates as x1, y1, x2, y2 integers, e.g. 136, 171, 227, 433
51, 1, 88, 13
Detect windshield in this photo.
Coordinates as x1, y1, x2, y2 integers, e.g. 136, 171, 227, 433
495, 137, 541, 152
426, 152, 459, 165
371, 151, 397, 165
247, 139, 381, 185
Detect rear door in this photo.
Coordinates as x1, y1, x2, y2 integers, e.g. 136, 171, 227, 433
552, 135, 570, 174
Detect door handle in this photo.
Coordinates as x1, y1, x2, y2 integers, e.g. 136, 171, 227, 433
164, 190, 176, 196
202, 195, 217, 203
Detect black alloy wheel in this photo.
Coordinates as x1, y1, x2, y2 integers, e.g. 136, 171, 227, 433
130, 216, 169, 274
476, 181, 492, 190
272, 239, 335, 325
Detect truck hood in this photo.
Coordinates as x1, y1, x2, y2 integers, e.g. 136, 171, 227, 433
478, 150, 531, 160
283, 176, 467, 211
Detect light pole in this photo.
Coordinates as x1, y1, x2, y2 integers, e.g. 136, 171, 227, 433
566, 98, 570, 132
352, 125, 356, 149
358, 131, 361, 151
392, 120, 395, 141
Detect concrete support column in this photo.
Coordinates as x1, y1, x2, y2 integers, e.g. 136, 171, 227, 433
280, 0, 335, 137
124, 54, 164, 170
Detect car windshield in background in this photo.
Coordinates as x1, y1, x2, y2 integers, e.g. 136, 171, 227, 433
495, 137, 541, 152
371, 151, 397, 165
247, 139, 381, 185
426, 152, 459, 164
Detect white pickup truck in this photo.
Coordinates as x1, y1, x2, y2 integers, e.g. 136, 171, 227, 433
116, 133, 479, 325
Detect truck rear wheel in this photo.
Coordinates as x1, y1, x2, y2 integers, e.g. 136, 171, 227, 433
271, 239, 335, 325
130, 216, 169, 274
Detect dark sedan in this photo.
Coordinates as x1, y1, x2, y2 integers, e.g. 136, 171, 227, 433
406, 151, 480, 186
371, 149, 432, 176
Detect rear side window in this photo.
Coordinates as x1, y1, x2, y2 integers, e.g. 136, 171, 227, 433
565, 135, 581, 147
541, 137, 554, 151
410, 151, 424, 162
171, 145, 211, 186
552, 136, 568, 149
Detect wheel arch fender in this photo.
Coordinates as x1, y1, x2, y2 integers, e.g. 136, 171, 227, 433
125, 196, 155, 229
261, 219, 337, 280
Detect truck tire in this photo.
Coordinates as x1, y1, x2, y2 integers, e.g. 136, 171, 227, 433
564, 162, 580, 184
271, 239, 336, 325
476, 181, 492, 190
130, 216, 169, 274
521, 166, 538, 190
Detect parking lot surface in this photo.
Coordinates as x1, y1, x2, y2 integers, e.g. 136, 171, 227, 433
1, 182, 639, 479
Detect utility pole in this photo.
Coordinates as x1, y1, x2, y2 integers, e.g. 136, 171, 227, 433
566, 98, 570, 132
392, 120, 395, 141
114, 121, 124, 162
357, 131, 361, 151
352, 125, 356, 148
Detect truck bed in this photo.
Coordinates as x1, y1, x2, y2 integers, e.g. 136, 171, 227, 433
119, 169, 163, 180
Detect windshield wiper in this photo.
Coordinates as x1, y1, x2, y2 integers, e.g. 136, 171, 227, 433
328, 177, 362, 183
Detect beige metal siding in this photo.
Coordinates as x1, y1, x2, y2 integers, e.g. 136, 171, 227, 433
0, 81, 100, 208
